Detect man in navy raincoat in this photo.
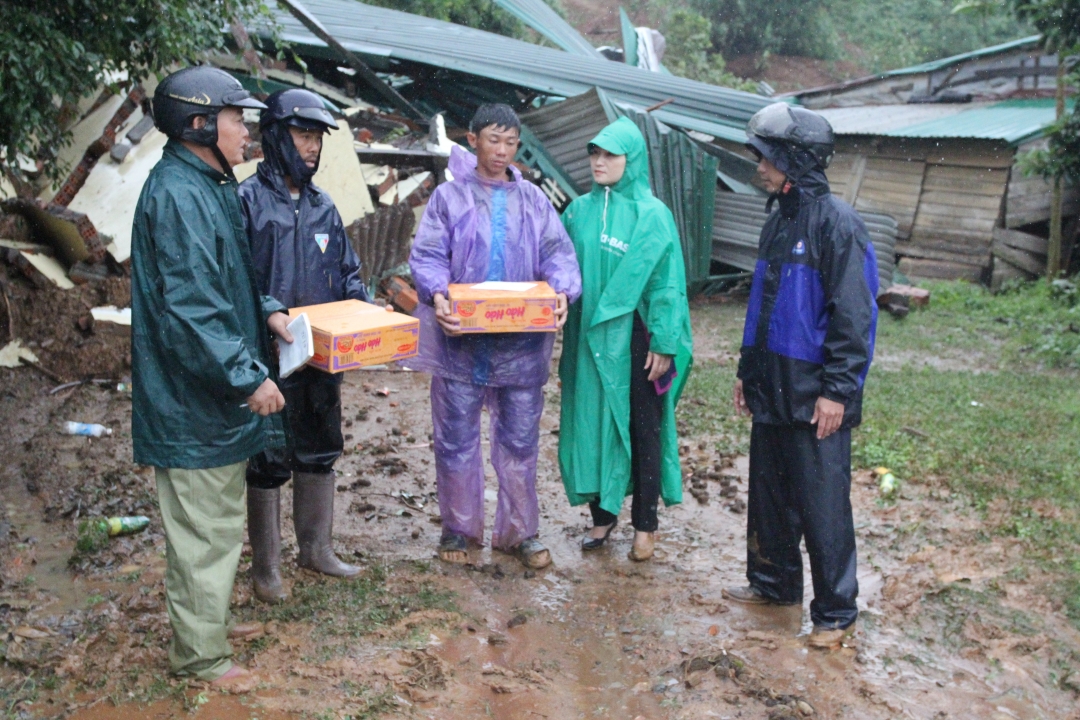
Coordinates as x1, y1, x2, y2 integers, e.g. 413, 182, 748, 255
728, 103, 878, 649
239, 89, 367, 603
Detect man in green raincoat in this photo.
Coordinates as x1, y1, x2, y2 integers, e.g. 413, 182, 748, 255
558, 117, 693, 561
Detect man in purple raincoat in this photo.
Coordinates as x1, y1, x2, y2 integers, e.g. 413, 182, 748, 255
409, 104, 581, 569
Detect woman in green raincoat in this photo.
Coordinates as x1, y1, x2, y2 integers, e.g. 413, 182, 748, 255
558, 117, 693, 561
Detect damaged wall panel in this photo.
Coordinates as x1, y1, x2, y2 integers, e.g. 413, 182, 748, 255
346, 203, 416, 291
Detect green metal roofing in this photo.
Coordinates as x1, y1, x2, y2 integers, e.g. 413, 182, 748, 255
880, 34, 1041, 78
491, 0, 600, 57
884, 98, 1072, 144
263, 0, 769, 142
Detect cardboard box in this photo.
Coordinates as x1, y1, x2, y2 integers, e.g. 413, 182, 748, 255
289, 299, 419, 373
448, 281, 557, 333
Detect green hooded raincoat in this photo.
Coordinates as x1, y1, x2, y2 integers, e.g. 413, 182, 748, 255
558, 117, 694, 516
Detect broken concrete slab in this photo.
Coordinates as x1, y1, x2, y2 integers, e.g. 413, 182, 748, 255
15, 251, 75, 289
3, 199, 108, 265
42, 86, 146, 207
39, 93, 126, 204
66, 118, 167, 264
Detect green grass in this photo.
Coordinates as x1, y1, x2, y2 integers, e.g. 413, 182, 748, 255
681, 278, 1080, 623
877, 279, 1080, 369
256, 564, 457, 648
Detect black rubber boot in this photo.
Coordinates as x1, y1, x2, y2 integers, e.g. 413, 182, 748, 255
247, 486, 287, 604
293, 471, 360, 577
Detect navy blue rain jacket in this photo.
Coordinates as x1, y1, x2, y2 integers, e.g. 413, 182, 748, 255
737, 168, 878, 428
238, 161, 369, 309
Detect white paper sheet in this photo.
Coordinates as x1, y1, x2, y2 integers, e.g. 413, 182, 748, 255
278, 313, 314, 379
469, 281, 537, 292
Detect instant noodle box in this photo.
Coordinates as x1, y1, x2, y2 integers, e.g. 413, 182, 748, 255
289, 300, 419, 373
448, 281, 558, 333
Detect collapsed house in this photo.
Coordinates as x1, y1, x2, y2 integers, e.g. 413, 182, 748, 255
786, 37, 1079, 287
4, 0, 1058, 323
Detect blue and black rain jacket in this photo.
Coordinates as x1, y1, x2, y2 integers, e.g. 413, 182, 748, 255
737, 167, 878, 428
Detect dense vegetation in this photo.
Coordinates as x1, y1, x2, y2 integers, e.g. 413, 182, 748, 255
0, 0, 275, 182
644, 0, 1033, 73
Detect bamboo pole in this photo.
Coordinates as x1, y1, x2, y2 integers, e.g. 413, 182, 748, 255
1047, 56, 1066, 279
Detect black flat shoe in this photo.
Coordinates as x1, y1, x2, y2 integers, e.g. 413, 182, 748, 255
581, 521, 617, 551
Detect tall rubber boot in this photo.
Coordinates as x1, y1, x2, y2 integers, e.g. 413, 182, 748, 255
247, 486, 287, 604
293, 472, 360, 577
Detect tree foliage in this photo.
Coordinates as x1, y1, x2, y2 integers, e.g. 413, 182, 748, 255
361, 0, 525, 40
1007, 0, 1080, 182
0, 0, 273, 180
660, 9, 756, 89
635, 0, 1032, 71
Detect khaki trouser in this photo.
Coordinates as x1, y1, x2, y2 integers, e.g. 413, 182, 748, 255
155, 462, 246, 681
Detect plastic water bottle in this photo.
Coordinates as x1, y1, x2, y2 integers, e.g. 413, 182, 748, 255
101, 516, 150, 536
64, 422, 112, 437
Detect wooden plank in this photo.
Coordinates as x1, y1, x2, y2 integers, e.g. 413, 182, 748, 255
991, 255, 1036, 291
992, 238, 1045, 275
900, 240, 992, 259
916, 193, 1005, 211
992, 226, 1048, 256
908, 212, 1002, 233
845, 154, 868, 205
899, 257, 985, 281
924, 139, 1014, 168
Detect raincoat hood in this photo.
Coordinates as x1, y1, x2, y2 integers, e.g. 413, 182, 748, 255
587, 117, 652, 201
447, 143, 524, 186
261, 121, 320, 188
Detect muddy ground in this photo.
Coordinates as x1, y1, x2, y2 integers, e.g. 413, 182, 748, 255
1, 272, 1080, 719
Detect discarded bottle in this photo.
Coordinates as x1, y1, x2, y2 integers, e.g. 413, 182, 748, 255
97, 516, 150, 537
874, 466, 899, 498
64, 422, 112, 437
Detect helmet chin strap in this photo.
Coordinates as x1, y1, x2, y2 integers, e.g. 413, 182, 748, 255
211, 144, 237, 181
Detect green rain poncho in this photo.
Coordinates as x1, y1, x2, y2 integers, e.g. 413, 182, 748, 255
558, 117, 694, 516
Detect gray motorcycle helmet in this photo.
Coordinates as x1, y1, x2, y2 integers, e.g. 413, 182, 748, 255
745, 102, 835, 178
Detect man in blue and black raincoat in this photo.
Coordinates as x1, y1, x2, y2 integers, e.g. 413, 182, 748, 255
727, 103, 878, 649
238, 89, 368, 604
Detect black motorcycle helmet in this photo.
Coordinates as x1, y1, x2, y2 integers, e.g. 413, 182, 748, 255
745, 102, 835, 182
259, 88, 338, 188
152, 67, 266, 176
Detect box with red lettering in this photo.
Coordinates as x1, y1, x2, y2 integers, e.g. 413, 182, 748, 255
447, 281, 557, 333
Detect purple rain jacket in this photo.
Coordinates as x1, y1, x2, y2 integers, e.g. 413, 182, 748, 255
409, 145, 582, 387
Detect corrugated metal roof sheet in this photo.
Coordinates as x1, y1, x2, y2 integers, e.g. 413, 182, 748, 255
886, 99, 1071, 144
492, 0, 600, 57
788, 35, 1042, 100
712, 192, 898, 289
880, 35, 1041, 77
521, 89, 613, 192
265, 0, 769, 142
817, 99, 1069, 144
816, 104, 982, 135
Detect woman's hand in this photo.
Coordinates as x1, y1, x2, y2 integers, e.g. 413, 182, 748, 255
432, 292, 462, 336
645, 352, 672, 383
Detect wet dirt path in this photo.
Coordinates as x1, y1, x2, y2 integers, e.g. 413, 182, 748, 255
2, 302, 1080, 718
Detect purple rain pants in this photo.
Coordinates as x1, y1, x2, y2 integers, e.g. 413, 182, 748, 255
431, 375, 543, 551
